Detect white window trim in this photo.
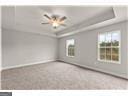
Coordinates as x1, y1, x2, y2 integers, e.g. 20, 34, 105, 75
66, 39, 75, 57
97, 30, 121, 64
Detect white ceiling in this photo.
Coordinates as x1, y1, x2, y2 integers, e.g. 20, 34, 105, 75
2, 6, 128, 37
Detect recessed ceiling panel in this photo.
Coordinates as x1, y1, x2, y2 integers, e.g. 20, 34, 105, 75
2, 6, 127, 37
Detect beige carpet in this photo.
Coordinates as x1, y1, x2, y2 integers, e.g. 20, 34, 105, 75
1, 61, 128, 90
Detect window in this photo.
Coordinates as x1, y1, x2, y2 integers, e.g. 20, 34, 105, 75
66, 39, 75, 57
98, 31, 120, 63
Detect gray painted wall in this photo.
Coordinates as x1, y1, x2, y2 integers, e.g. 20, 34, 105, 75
2, 28, 58, 69
59, 21, 128, 79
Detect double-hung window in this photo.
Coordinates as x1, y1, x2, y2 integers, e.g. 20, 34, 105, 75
98, 31, 120, 63
66, 39, 75, 57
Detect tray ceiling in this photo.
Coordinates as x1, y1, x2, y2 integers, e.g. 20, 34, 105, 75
2, 6, 128, 37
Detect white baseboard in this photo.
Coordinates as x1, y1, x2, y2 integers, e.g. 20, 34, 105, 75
59, 60, 128, 79
2, 59, 56, 71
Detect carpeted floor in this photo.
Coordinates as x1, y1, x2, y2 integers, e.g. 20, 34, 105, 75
1, 61, 128, 90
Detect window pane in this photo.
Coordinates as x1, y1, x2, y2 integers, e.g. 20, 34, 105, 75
100, 48, 105, 55
112, 48, 119, 61
99, 34, 106, 47
112, 55, 119, 61
67, 39, 75, 56
70, 47, 73, 56
106, 55, 111, 60
100, 54, 105, 60
72, 47, 75, 56
112, 48, 119, 55
106, 47, 111, 60
112, 32, 119, 46
68, 47, 70, 56
106, 48, 111, 55
99, 48, 105, 60
106, 33, 111, 46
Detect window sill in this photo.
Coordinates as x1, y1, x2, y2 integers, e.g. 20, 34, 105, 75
97, 59, 121, 64
67, 56, 75, 58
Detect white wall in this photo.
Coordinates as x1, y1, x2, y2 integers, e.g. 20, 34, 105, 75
0, 6, 1, 89
59, 21, 128, 79
127, 8, 128, 81
2, 28, 58, 69
127, 21, 128, 79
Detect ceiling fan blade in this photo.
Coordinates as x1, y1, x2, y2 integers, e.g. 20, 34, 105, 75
60, 24, 67, 27
53, 26, 57, 29
60, 16, 67, 22
41, 22, 49, 24
44, 14, 51, 20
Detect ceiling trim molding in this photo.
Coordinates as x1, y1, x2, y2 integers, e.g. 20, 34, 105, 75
57, 20, 128, 38
57, 7, 128, 38
56, 7, 115, 36
2, 27, 57, 38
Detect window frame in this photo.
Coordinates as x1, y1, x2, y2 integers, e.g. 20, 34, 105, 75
66, 39, 75, 57
97, 30, 121, 64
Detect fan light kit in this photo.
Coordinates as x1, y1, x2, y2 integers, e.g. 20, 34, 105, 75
41, 14, 67, 29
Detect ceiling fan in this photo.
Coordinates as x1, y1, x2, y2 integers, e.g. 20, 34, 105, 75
41, 14, 67, 29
